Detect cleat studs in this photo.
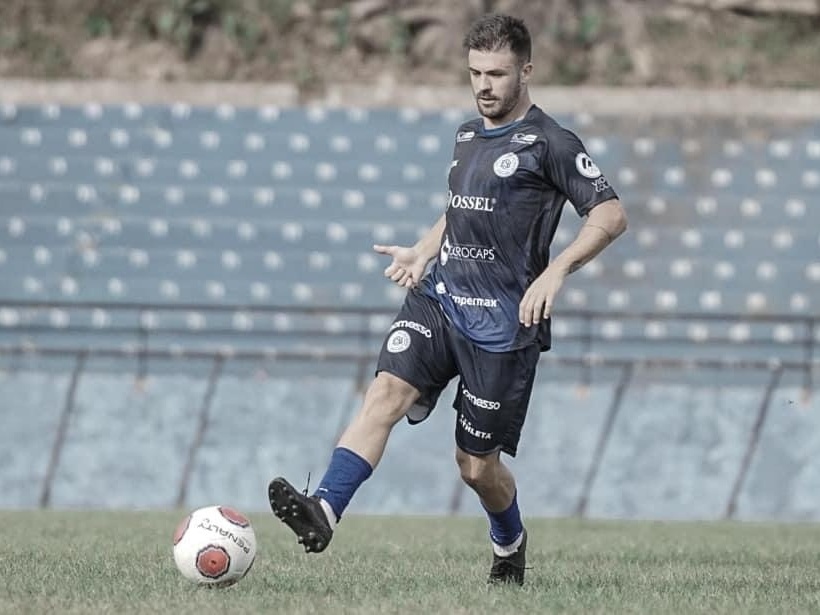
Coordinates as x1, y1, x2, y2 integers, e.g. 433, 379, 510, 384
316, 542, 324, 550
307, 531, 316, 539
297, 536, 304, 544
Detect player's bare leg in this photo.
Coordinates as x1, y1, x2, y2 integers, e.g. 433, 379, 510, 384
269, 372, 420, 552
336, 371, 420, 467
456, 449, 527, 585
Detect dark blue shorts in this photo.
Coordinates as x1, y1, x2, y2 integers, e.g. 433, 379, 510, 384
376, 288, 540, 457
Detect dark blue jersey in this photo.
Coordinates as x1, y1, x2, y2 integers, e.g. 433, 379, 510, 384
421, 104, 618, 352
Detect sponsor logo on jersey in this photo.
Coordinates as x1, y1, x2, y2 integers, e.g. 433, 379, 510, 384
446, 190, 495, 212
450, 295, 499, 308
389, 319, 432, 338
433, 280, 498, 309
386, 330, 411, 353
461, 385, 501, 410
440, 236, 495, 265
591, 176, 611, 192
493, 152, 519, 177
575, 152, 602, 179
510, 133, 538, 145
459, 413, 493, 440
456, 131, 475, 143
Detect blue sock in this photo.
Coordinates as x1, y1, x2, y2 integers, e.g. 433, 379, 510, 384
483, 491, 523, 546
313, 447, 373, 521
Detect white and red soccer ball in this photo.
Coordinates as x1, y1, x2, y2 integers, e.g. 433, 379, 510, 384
173, 505, 257, 587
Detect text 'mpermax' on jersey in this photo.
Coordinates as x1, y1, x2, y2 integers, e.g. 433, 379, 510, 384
421, 104, 619, 352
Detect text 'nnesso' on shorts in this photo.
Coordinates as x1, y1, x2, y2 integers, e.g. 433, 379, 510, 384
376, 288, 540, 457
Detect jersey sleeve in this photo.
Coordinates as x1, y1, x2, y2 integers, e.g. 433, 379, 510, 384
543, 128, 618, 217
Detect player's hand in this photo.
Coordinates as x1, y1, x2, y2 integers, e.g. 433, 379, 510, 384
373, 244, 426, 288
519, 265, 568, 327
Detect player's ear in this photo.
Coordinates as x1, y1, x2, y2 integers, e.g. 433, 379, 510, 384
520, 61, 533, 84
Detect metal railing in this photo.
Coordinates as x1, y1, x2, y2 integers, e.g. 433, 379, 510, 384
0, 298, 816, 384
1, 299, 816, 518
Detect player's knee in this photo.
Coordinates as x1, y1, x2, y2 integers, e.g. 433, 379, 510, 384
455, 448, 497, 491
360, 372, 420, 425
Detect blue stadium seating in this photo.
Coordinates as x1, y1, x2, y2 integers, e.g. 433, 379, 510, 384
1, 102, 818, 519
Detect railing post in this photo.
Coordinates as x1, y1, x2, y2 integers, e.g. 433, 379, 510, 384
175, 355, 225, 509
137, 308, 148, 381
39, 350, 87, 508
582, 312, 593, 388
574, 361, 634, 518
723, 363, 784, 520
804, 317, 815, 396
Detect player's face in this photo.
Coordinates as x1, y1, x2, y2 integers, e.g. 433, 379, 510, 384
468, 47, 531, 125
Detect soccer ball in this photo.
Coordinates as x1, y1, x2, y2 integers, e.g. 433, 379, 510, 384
173, 505, 257, 587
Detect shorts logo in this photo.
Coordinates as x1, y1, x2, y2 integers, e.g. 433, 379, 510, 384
386, 330, 411, 353
575, 152, 602, 179
493, 152, 519, 178
461, 386, 501, 410
389, 320, 432, 338
458, 413, 493, 440
456, 131, 475, 143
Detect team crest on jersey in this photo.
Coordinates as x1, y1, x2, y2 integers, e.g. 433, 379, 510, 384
456, 131, 475, 143
386, 330, 411, 353
493, 152, 519, 178
575, 152, 602, 179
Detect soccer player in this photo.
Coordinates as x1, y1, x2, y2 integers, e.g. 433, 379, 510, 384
269, 13, 628, 585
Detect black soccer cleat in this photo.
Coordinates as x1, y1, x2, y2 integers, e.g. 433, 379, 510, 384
268, 477, 333, 553
487, 528, 527, 586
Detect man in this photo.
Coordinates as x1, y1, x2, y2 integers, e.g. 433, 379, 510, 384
269, 13, 627, 585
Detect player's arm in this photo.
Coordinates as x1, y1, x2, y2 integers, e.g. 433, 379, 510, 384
519, 198, 627, 327
551, 198, 627, 274
374, 213, 446, 288
413, 213, 447, 262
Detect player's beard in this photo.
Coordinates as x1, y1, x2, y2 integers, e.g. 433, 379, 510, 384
476, 80, 521, 122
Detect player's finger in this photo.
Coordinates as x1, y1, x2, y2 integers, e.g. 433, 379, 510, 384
384, 262, 400, 277
520, 294, 534, 327
542, 298, 553, 319
518, 291, 531, 325
531, 295, 545, 325
373, 244, 397, 256
390, 268, 405, 282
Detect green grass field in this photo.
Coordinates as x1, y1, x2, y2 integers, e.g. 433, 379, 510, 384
1, 510, 819, 614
